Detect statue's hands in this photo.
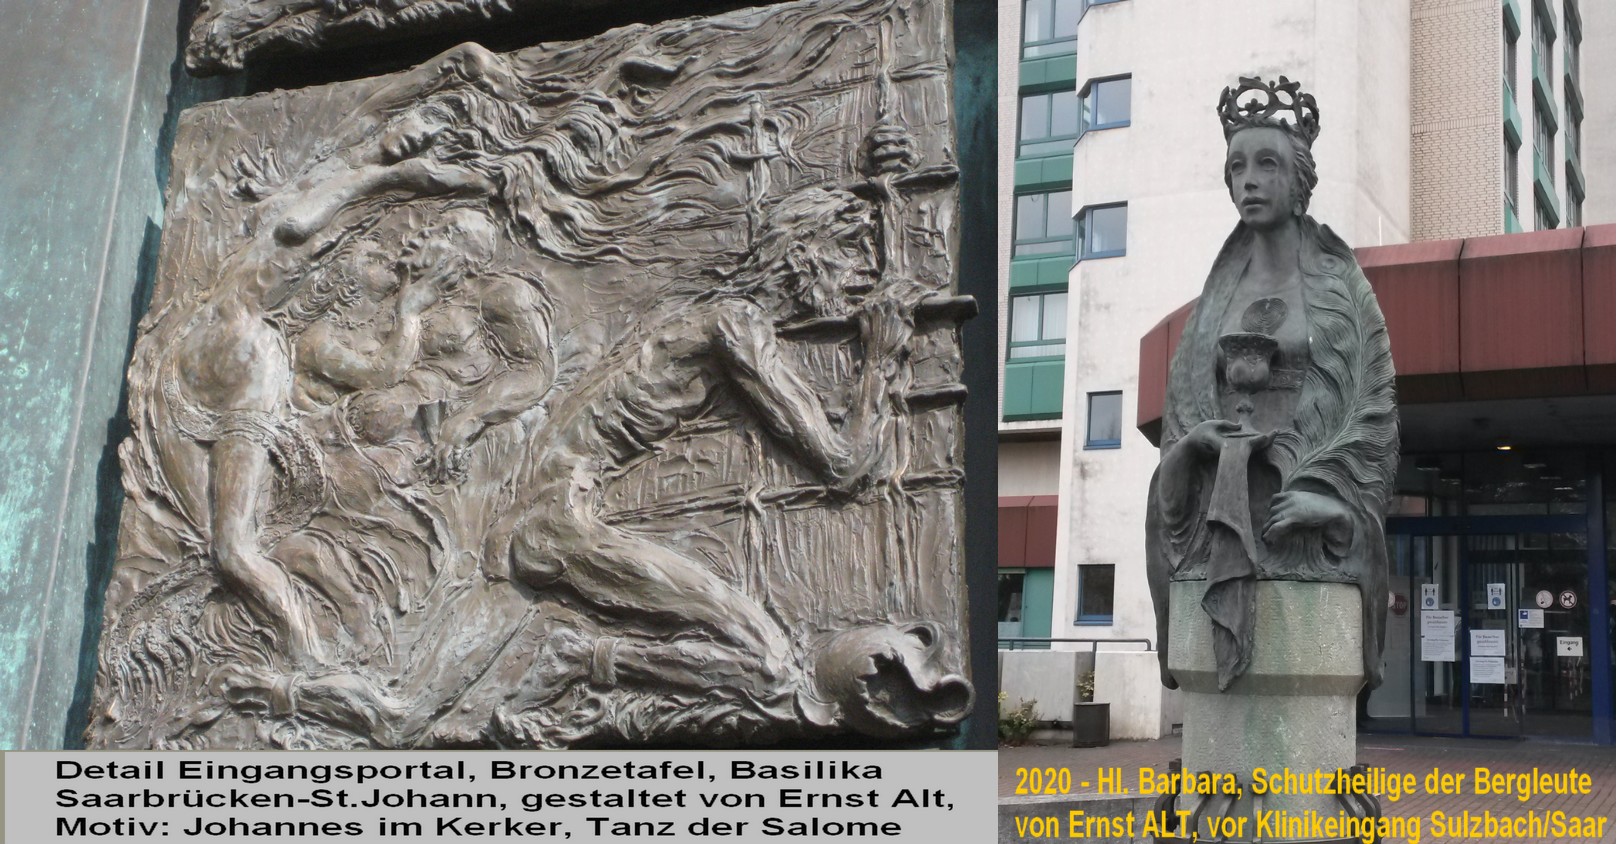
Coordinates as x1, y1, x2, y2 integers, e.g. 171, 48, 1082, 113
863, 123, 919, 177
1263, 490, 1351, 543
872, 276, 934, 311
1180, 419, 1241, 458
858, 294, 914, 369
418, 415, 477, 485
397, 261, 455, 317
1176, 420, 1278, 460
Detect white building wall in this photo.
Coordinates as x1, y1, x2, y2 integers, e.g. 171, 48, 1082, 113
1578, 0, 1614, 223
1049, 0, 1412, 648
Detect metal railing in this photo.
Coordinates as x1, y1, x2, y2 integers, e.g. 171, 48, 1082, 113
997, 636, 1153, 652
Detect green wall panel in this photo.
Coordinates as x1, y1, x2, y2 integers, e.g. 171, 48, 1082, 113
1003, 358, 1065, 421
1019, 55, 1078, 92
1013, 153, 1074, 194
1009, 255, 1074, 291
1022, 569, 1054, 639
0, 0, 239, 748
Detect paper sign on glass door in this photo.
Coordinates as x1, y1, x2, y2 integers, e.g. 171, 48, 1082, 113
1470, 629, 1506, 657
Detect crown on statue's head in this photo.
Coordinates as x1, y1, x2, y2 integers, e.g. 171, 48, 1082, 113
1217, 75, 1321, 147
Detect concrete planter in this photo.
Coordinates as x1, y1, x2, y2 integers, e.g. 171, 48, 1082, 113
1071, 702, 1110, 747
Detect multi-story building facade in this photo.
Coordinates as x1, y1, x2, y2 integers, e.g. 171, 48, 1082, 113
995, 0, 1076, 641
999, 0, 1615, 743
1413, 0, 1604, 238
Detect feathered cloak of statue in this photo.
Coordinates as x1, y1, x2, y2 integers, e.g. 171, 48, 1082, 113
1146, 215, 1399, 691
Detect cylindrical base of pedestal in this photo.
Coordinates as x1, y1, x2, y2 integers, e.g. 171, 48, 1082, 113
1168, 580, 1364, 818
1179, 691, 1354, 816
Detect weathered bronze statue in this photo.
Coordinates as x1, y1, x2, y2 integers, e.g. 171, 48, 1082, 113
187, 0, 582, 75
1147, 76, 1399, 693
90, 0, 974, 749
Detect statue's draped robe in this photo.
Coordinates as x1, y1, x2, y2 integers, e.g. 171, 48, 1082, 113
1146, 217, 1398, 690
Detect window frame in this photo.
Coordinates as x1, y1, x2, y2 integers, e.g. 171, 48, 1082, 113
1012, 189, 1075, 258
1084, 390, 1123, 449
1074, 563, 1116, 625
1535, 194, 1560, 230
1504, 23, 1518, 95
1078, 75, 1132, 136
1566, 167, 1584, 227
998, 570, 1028, 625
1532, 2, 1555, 83
1077, 202, 1128, 259
1017, 88, 1080, 159
1079, 0, 1126, 14
1021, 0, 1081, 59
1566, 101, 1581, 160
1534, 105, 1556, 151
1504, 137, 1520, 219
1564, 18, 1580, 85
1534, 105, 1557, 198
1007, 289, 1069, 361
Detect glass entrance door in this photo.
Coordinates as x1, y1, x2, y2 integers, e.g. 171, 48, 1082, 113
1512, 531, 1594, 738
1465, 535, 1520, 737
1372, 517, 1592, 739
1391, 533, 1466, 735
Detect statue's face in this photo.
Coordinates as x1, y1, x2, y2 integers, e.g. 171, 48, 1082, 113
380, 105, 451, 163
1226, 126, 1297, 231
398, 210, 498, 277
800, 222, 877, 316
343, 243, 398, 299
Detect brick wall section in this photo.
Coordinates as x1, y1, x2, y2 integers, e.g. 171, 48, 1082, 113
1411, 0, 1501, 240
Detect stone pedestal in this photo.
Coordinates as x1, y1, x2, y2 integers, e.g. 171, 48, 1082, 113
1168, 580, 1363, 820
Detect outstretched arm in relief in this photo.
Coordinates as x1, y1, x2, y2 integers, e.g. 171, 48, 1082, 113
716, 297, 908, 492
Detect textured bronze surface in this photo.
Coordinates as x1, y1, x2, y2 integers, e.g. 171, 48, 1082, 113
91, 0, 973, 749
186, 0, 762, 76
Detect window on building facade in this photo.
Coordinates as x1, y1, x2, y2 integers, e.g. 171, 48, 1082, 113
1534, 5, 1554, 83
1504, 24, 1518, 94
998, 571, 1026, 625
1565, 30, 1580, 85
1567, 102, 1581, 161
1078, 203, 1127, 258
1085, 391, 1122, 448
1075, 564, 1115, 624
1535, 107, 1556, 187
1505, 140, 1519, 222
1536, 196, 1558, 230
1022, 0, 1080, 58
1019, 90, 1079, 158
1008, 291, 1068, 359
1014, 190, 1074, 257
1079, 76, 1131, 135
1565, 0, 1581, 83
1566, 173, 1583, 227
